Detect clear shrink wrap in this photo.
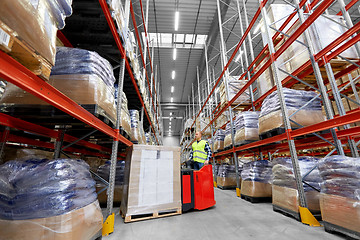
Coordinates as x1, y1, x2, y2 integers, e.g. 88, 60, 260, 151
51, 47, 116, 87
0, 158, 102, 240
0, 74, 117, 124
119, 91, 131, 137
214, 129, 225, 152
219, 77, 250, 105
216, 164, 238, 188
224, 122, 236, 148
318, 155, 360, 235
272, 157, 322, 213
241, 160, 272, 197
184, 118, 194, 131
259, 88, 324, 134
196, 116, 211, 137
234, 112, 259, 145
121, 145, 181, 219
215, 113, 228, 129
129, 110, 141, 143
0, 0, 72, 65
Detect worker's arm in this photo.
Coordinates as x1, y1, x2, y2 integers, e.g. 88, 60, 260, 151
204, 142, 212, 165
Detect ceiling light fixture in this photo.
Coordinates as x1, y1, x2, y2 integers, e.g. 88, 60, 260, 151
171, 86, 174, 93
175, 11, 179, 31
171, 97, 174, 102
173, 48, 177, 60
170, 112, 173, 116
171, 70, 175, 79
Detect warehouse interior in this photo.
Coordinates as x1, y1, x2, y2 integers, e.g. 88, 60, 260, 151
0, 0, 360, 239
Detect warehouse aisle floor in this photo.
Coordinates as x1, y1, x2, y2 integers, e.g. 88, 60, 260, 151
103, 188, 344, 240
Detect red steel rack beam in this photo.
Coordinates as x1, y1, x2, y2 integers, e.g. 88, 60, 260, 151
99, 0, 159, 144
0, 52, 132, 146
336, 0, 358, 15
0, 113, 112, 153
56, 31, 73, 48
129, 1, 160, 130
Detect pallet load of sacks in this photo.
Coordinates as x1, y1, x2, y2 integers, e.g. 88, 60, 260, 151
259, 88, 324, 136
96, 161, 126, 206
272, 156, 322, 219
216, 164, 241, 189
240, 160, 273, 201
129, 110, 146, 144
214, 129, 225, 152
0, 158, 103, 240
318, 155, 360, 238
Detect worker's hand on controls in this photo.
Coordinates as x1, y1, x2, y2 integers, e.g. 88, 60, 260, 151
205, 160, 209, 165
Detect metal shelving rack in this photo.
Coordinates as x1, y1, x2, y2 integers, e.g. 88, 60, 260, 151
182, 0, 360, 225
0, 0, 163, 236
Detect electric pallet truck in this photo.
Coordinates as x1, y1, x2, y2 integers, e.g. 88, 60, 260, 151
181, 164, 216, 211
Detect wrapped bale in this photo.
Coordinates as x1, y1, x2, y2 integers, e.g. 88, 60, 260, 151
129, 110, 141, 143
0, 0, 72, 66
241, 160, 272, 198
196, 117, 211, 137
216, 164, 237, 189
219, 77, 250, 106
318, 155, 360, 236
96, 161, 125, 205
259, 88, 324, 134
0, 158, 102, 240
272, 157, 322, 214
214, 129, 225, 152
121, 145, 181, 222
115, 89, 131, 137
215, 113, 227, 129
234, 112, 259, 145
224, 122, 236, 148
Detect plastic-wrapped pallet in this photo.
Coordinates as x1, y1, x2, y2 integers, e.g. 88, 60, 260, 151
258, 88, 324, 134
196, 116, 211, 137
272, 157, 322, 214
234, 112, 259, 145
224, 122, 236, 148
119, 91, 131, 137
215, 113, 228, 129
214, 129, 225, 152
121, 145, 181, 222
318, 155, 360, 236
129, 110, 141, 143
96, 160, 125, 205
213, 164, 220, 180
219, 77, 250, 105
0, 158, 102, 240
241, 160, 272, 198
217, 164, 237, 189
0, 0, 72, 65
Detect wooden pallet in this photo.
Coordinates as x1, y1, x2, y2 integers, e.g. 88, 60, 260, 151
0, 21, 52, 80
123, 208, 181, 223
272, 204, 322, 222
89, 230, 103, 240
241, 194, 272, 204
323, 221, 360, 240
217, 185, 236, 190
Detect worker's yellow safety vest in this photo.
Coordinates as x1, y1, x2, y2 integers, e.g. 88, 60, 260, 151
192, 140, 208, 163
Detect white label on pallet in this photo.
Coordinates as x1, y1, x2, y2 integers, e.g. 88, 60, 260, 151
0, 28, 10, 48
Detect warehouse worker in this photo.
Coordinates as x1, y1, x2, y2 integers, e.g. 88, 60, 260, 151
189, 131, 212, 170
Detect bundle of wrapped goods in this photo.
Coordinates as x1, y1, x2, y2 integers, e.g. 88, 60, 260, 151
121, 145, 181, 222
184, 118, 195, 131
145, 132, 152, 145
83, 156, 107, 172
196, 117, 211, 137
2, 147, 54, 163
217, 164, 238, 189
272, 157, 322, 215
120, 91, 131, 137
0, 158, 102, 240
213, 164, 220, 180
96, 160, 125, 205
258, 88, 324, 134
139, 123, 146, 145
241, 160, 272, 198
215, 113, 228, 129
224, 122, 236, 148
214, 129, 225, 152
219, 77, 250, 106
108, 0, 128, 38
318, 155, 360, 236
129, 110, 141, 143
0, 0, 72, 67
234, 112, 259, 145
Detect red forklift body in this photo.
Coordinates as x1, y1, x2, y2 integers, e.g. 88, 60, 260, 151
193, 165, 216, 210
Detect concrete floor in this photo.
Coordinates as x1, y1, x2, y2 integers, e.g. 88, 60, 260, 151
104, 188, 345, 240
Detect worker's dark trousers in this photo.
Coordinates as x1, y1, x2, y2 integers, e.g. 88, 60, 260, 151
193, 161, 204, 170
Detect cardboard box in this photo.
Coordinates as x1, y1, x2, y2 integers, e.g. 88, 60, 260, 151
272, 185, 320, 213
217, 176, 237, 188
320, 193, 360, 233
120, 145, 181, 217
0, 201, 103, 240
241, 180, 272, 197
97, 185, 123, 205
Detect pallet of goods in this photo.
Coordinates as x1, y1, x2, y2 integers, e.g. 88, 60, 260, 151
318, 155, 360, 239
272, 156, 322, 220
120, 145, 181, 223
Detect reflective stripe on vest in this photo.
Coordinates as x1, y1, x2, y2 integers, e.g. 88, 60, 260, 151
192, 140, 208, 163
